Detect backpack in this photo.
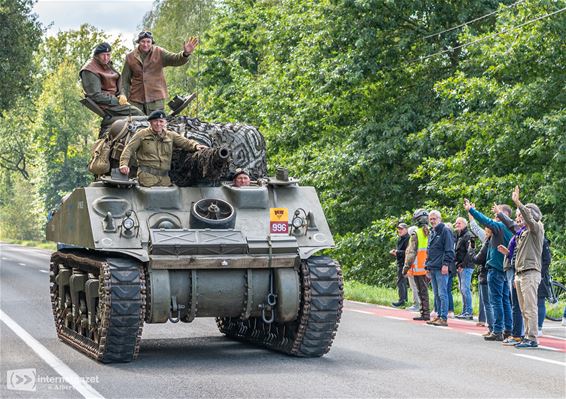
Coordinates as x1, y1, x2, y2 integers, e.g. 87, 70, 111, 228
87, 120, 130, 175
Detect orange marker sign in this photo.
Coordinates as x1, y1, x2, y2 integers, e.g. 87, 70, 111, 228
269, 208, 288, 234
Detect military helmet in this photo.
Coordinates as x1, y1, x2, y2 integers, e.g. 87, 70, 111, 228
412, 209, 429, 226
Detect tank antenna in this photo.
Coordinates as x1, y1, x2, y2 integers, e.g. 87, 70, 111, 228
195, 0, 203, 118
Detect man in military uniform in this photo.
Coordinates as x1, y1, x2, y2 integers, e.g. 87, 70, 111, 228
80, 42, 144, 120
119, 110, 207, 187
233, 168, 251, 187
121, 31, 199, 115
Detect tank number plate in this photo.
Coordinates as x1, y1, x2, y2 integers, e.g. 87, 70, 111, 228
269, 208, 289, 234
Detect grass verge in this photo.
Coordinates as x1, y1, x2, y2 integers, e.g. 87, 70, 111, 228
344, 280, 564, 321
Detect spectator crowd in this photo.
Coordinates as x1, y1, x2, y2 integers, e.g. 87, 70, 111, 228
388, 186, 562, 349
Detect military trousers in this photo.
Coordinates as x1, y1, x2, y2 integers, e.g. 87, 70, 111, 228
130, 100, 165, 116
414, 274, 430, 317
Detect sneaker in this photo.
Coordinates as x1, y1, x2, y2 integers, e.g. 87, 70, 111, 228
503, 330, 512, 339
476, 322, 486, 327
448, 311, 455, 319
484, 332, 504, 341
537, 330, 543, 337
456, 313, 473, 320
426, 317, 440, 325
430, 311, 438, 318
432, 318, 448, 327
413, 315, 430, 321
502, 337, 522, 346
392, 301, 405, 308
515, 339, 538, 348
482, 330, 493, 337
455, 313, 466, 319
406, 305, 419, 311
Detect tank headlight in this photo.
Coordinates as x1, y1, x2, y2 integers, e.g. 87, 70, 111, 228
122, 216, 135, 231
292, 216, 303, 229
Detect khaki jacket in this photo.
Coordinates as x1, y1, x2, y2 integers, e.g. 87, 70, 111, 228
120, 127, 199, 187
515, 204, 544, 273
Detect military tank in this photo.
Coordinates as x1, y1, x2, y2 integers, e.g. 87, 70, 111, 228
46, 115, 343, 363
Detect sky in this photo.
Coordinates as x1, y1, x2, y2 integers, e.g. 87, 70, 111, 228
33, 0, 154, 48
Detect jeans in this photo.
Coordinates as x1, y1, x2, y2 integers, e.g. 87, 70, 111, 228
480, 283, 494, 330
478, 281, 486, 323
430, 270, 449, 319
487, 268, 512, 334
447, 274, 454, 312
537, 296, 546, 330
506, 269, 524, 338
458, 268, 474, 315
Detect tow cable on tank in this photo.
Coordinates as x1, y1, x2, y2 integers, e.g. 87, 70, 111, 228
260, 235, 277, 323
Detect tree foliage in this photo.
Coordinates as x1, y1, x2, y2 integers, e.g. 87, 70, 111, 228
0, 0, 42, 112
0, 0, 564, 284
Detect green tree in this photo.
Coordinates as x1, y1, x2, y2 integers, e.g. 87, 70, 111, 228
143, 0, 215, 104
0, 173, 44, 240
33, 61, 95, 211
0, 0, 42, 112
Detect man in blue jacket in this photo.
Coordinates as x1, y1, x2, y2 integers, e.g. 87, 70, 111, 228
425, 210, 455, 326
464, 199, 514, 341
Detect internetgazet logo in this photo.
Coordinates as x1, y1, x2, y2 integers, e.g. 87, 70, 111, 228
7, 368, 37, 391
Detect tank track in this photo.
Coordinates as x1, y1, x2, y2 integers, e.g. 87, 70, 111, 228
216, 256, 343, 357
49, 251, 145, 363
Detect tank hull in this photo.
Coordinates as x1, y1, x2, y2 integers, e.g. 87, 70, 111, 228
47, 178, 342, 362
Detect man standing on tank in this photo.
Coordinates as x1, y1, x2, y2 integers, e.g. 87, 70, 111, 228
80, 42, 144, 119
119, 110, 207, 187
121, 31, 199, 115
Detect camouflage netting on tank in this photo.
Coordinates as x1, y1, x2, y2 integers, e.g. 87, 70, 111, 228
168, 116, 267, 184
109, 116, 267, 186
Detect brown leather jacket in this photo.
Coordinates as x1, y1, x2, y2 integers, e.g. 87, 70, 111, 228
80, 58, 121, 108
123, 46, 189, 103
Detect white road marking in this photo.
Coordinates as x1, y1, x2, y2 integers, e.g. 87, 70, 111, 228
348, 309, 374, 315
543, 334, 566, 341
39, 270, 50, 274
348, 300, 372, 306
538, 345, 560, 352
543, 326, 566, 330
514, 353, 566, 366
0, 309, 105, 399
424, 324, 453, 330
384, 316, 407, 321
18, 263, 26, 266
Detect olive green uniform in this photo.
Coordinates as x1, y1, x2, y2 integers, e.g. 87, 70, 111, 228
120, 127, 200, 187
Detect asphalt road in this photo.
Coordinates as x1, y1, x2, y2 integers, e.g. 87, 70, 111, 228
1, 243, 565, 398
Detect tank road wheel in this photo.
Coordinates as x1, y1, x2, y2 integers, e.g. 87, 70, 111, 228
216, 256, 343, 357
50, 252, 145, 363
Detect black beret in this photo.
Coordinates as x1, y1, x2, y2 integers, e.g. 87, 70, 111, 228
93, 42, 111, 56
148, 110, 167, 121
